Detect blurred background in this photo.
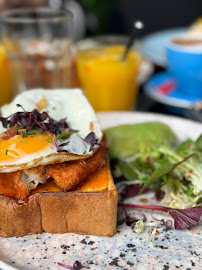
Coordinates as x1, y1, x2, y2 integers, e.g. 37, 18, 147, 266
1, 0, 202, 38
0, 0, 202, 121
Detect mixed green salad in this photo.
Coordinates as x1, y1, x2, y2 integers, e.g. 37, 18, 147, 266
105, 122, 202, 209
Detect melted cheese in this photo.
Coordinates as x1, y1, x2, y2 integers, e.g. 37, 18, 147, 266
0, 164, 112, 199
78, 164, 109, 192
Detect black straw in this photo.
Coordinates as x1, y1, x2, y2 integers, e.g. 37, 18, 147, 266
122, 20, 144, 61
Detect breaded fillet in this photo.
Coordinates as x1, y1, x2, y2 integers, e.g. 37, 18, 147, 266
13, 171, 28, 201
0, 171, 28, 201
46, 145, 107, 191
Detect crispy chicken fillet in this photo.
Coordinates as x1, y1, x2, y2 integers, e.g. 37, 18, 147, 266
13, 171, 28, 201
46, 145, 107, 191
0, 171, 28, 201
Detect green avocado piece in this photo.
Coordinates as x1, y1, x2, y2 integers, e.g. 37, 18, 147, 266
104, 122, 177, 159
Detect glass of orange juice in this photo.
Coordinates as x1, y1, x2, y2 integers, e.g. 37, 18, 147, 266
74, 36, 141, 111
0, 45, 12, 106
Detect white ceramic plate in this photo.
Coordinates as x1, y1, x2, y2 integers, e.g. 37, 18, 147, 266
0, 112, 202, 270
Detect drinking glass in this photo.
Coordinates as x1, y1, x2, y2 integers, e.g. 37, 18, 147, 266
1, 8, 73, 96
72, 36, 141, 111
0, 45, 12, 106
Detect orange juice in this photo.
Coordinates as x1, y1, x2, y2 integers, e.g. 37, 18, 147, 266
76, 45, 141, 111
0, 45, 12, 106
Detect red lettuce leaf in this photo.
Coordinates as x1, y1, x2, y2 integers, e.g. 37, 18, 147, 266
118, 203, 202, 230
169, 207, 202, 229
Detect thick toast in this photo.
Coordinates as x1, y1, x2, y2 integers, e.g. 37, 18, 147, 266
0, 164, 118, 237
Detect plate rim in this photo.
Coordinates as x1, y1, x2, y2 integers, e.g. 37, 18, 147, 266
96, 110, 201, 126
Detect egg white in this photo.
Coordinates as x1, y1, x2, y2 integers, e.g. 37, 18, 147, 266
0, 89, 103, 173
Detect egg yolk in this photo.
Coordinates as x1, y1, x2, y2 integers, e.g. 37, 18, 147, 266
0, 133, 54, 162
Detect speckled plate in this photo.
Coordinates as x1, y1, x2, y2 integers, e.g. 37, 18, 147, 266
0, 112, 202, 270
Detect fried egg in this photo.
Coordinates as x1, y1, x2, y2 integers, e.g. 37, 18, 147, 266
0, 89, 103, 173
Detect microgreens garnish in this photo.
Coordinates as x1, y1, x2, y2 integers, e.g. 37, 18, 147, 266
139, 153, 196, 194
47, 138, 52, 143
23, 132, 28, 138
0, 104, 99, 153
53, 134, 69, 153
119, 203, 202, 230
5, 149, 8, 155
20, 140, 27, 143
0, 104, 72, 153
0, 104, 68, 136
151, 214, 173, 230
83, 132, 100, 151
58, 260, 82, 270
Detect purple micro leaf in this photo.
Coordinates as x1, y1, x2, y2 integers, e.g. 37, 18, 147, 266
73, 260, 82, 270
120, 184, 150, 200
0, 104, 75, 153
0, 116, 9, 128
84, 131, 99, 151
58, 262, 73, 269
58, 261, 82, 270
155, 188, 165, 201
118, 203, 202, 230
54, 134, 69, 153
168, 207, 202, 230
16, 104, 26, 111
41, 111, 49, 121
59, 142, 69, 147
137, 210, 147, 222
164, 219, 173, 230
151, 214, 172, 230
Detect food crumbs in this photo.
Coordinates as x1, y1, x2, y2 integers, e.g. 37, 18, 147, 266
139, 198, 148, 204
89, 121, 94, 130
151, 229, 160, 235
134, 220, 144, 233
35, 97, 48, 111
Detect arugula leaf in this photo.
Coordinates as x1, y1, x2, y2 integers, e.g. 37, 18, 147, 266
177, 139, 194, 156
195, 134, 202, 151
139, 154, 195, 194
163, 175, 181, 192
118, 159, 139, 180
139, 163, 174, 194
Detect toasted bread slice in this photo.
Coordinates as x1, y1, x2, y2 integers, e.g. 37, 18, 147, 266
0, 164, 118, 237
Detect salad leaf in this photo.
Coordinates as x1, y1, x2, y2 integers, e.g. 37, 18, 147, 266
106, 121, 202, 209
119, 203, 202, 230
139, 163, 175, 193
117, 159, 139, 180
196, 134, 202, 150
139, 154, 195, 194
169, 207, 202, 229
